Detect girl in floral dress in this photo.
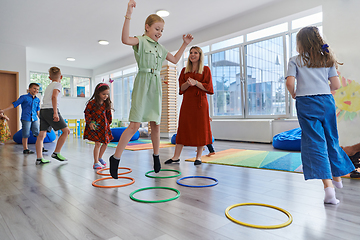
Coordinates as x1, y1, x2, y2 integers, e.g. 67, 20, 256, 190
84, 83, 113, 169
0, 112, 11, 144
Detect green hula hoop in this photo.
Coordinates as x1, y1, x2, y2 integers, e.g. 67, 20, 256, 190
145, 169, 181, 178
130, 186, 181, 203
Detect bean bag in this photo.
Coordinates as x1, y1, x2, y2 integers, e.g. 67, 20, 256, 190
111, 127, 140, 142
13, 129, 57, 144
272, 128, 301, 151
171, 134, 214, 145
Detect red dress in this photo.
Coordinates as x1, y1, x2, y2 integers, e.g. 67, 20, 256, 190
83, 100, 113, 144
176, 66, 214, 146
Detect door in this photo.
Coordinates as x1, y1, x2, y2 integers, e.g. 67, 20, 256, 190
0, 70, 19, 137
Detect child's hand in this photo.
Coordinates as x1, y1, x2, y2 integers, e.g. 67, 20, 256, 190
291, 92, 296, 99
53, 113, 59, 122
127, 0, 136, 15
183, 34, 194, 45
89, 122, 96, 131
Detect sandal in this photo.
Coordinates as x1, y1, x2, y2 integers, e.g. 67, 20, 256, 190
93, 163, 102, 169
99, 158, 107, 167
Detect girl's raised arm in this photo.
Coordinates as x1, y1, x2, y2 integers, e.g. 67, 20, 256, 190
122, 0, 139, 46
166, 34, 193, 64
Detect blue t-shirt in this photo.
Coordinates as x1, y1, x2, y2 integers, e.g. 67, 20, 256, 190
12, 93, 40, 121
286, 55, 338, 97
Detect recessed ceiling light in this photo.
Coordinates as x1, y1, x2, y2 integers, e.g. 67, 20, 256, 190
66, 57, 75, 61
98, 40, 109, 45
156, 10, 169, 17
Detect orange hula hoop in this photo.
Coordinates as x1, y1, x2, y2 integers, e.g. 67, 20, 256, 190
92, 176, 135, 188
97, 167, 132, 176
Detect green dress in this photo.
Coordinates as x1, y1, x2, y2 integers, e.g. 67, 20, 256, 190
130, 35, 168, 125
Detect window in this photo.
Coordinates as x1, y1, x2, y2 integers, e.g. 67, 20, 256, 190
211, 48, 242, 116
245, 36, 286, 116
112, 74, 135, 121
30, 72, 91, 98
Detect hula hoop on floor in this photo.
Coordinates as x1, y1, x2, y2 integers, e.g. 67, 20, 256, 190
97, 167, 132, 176
225, 203, 293, 229
176, 176, 218, 188
92, 176, 135, 188
130, 186, 181, 203
145, 169, 181, 178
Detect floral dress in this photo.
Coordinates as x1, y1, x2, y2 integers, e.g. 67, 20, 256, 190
0, 114, 11, 143
83, 100, 113, 144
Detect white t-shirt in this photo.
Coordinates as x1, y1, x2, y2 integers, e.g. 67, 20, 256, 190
41, 81, 62, 109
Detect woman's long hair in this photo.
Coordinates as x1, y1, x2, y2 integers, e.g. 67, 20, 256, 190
87, 83, 112, 110
296, 26, 341, 68
184, 46, 204, 74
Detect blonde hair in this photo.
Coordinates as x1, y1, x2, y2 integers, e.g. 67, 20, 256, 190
48, 66, 62, 80
296, 26, 341, 68
185, 46, 204, 74
144, 14, 165, 33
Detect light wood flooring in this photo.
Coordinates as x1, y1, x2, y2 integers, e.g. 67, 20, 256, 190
0, 137, 359, 240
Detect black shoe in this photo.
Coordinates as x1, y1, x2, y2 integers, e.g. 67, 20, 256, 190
350, 170, 360, 178
164, 159, 180, 164
109, 155, 120, 179
42, 148, 48, 152
23, 149, 35, 154
153, 154, 161, 173
194, 160, 202, 165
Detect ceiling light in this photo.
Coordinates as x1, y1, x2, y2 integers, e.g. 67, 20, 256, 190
156, 10, 169, 17
66, 57, 75, 61
98, 40, 109, 45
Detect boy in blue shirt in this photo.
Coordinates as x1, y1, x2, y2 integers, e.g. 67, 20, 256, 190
0, 83, 47, 153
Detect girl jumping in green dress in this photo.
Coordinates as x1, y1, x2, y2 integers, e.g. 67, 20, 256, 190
109, 0, 193, 178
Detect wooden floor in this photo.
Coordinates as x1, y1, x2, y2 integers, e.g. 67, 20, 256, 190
0, 137, 359, 240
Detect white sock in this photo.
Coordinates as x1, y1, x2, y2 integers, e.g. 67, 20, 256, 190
324, 187, 340, 205
332, 179, 343, 189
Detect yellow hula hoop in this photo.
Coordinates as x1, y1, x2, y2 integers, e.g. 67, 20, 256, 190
225, 203, 293, 229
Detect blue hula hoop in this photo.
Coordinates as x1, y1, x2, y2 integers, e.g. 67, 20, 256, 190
176, 176, 218, 188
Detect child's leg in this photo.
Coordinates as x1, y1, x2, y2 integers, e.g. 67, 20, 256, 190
21, 120, 31, 151
149, 121, 160, 155
114, 122, 140, 158
93, 142, 101, 164
149, 121, 161, 172
322, 179, 339, 204
54, 127, 70, 153
36, 131, 47, 159
110, 122, 140, 178
99, 143, 108, 160
322, 96, 355, 177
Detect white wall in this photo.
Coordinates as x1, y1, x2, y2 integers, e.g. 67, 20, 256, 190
322, 0, 360, 146
27, 62, 93, 120
0, 42, 27, 95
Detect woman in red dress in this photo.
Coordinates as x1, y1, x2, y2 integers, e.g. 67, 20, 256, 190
165, 46, 214, 165
84, 83, 113, 169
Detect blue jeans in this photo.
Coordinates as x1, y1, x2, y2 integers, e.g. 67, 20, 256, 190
296, 94, 354, 180
21, 120, 40, 138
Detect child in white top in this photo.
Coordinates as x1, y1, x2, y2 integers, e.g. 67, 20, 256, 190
35, 67, 70, 164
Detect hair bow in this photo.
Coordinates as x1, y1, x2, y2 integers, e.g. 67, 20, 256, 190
321, 44, 329, 53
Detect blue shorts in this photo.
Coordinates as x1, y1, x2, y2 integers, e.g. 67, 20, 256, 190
296, 94, 354, 180
21, 120, 40, 138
